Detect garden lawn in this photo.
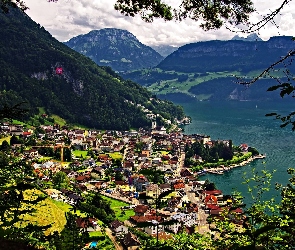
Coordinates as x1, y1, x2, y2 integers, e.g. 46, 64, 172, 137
101, 195, 135, 221
73, 150, 88, 158
108, 152, 123, 160
89, 231, 104, 237
86, 235, 114, 250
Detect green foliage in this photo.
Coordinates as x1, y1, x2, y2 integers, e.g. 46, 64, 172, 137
164, 232, 212, 250
101, 196, 135, 221
115, 0, 173, 22
0, 151, 51, 248
248, 147, 259, 156
0, 0, 28, 13
266, 80, 295, 130
52, 212, 88, 250
114, 171, 123, 181
78, 192, 115, 224
0, 140, 10, 151
114, 0, 254, 30
139, 168, 165, 184
185, 140, 236, 167
0, 8, 184, 131
276, 168, 295, 249
52, 171, 69, 190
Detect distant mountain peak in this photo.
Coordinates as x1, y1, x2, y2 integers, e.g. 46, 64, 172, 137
231, 33, 262, 41
65, 28, 163, 72
151, 45, 179, 57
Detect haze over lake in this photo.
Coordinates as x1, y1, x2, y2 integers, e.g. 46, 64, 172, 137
177, 99, 295, 204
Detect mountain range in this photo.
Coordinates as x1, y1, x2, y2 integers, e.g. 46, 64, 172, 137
0, 8, 184, 130
119, 35, 294, 102
156, 36, 294, 73
65, 29, 163, 72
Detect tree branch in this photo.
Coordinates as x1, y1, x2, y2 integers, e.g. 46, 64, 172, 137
237, 49, 295, 85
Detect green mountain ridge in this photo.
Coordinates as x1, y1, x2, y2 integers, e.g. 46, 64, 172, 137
157, 36, 294, 73
0, 9, 184, 130
120, 36, 295, 102
64, 28, 163, 72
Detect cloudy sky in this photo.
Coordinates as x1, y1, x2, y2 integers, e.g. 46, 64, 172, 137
24, 0, 295, 47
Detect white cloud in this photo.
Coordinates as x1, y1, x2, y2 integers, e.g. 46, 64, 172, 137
24, 0, 295, 46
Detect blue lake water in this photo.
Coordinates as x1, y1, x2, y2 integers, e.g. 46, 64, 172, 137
177, 99, 295, 204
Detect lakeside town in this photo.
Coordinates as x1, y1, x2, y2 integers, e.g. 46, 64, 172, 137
0, 121, 266, 249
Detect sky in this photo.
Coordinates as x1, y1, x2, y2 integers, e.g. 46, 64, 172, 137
24, 0, 295, 47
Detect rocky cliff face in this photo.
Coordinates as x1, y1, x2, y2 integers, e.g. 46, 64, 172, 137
65, 28, 163, 72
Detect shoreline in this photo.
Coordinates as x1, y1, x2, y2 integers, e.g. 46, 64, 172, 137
203, 154, 266, 174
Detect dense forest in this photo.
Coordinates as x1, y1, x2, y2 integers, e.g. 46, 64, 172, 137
0, 9, 184, 130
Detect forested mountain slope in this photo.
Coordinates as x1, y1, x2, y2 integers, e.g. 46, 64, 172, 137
0, 9, 184, 130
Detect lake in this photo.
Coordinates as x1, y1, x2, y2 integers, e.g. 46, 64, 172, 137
177, 99, 295, 204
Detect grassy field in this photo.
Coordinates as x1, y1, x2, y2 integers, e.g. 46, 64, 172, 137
147, 69, 279, 98
73, 150, 88, 158
0, 136, 11, 145
51, 114, 67, 126
19, 190, 98, 235
108, 152, 123, 160
101, 195, 135, 222
21, 190, 67, 235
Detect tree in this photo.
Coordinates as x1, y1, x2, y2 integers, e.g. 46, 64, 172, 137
0, 0, 27, 13
276, 168, 295, 249
115, 1, 292, 32
114, 0, 254, 30
52, 171, 69, 189
221, 145, 234, 161
53, 212, 88, 250
10, 134, 22, 145
115, 170, 123, 181
78, 192, 115, 224
248, 146, 260, 156
0, 101, 28, 121
0, 151, 51, 248
0, 140, 10, 151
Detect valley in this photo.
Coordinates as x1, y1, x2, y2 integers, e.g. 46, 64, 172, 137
1, 1, 295, 249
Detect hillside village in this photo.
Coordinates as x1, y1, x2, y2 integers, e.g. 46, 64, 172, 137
0, 122, 254, 249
